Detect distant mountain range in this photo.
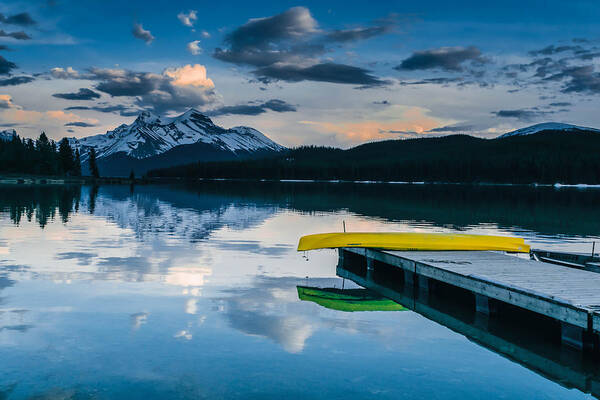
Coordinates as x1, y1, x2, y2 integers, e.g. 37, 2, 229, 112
67, 108, 285, 176
499, 122, 600, 138
3, 117, 600, 180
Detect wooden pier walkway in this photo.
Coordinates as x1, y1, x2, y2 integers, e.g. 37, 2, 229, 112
337, 266, 600, 397
341, 247, 600, 351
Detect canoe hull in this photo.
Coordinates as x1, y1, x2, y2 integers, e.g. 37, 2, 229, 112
297, 232, 530, 253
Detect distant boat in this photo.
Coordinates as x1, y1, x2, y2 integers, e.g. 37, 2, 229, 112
297, 232, 530, 253
297, 285, 406, 312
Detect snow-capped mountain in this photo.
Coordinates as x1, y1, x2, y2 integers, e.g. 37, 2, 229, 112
71, 108, 284, 161
499, 122, 600, 138
0, 129, 17, 141
66, 108, 285, 176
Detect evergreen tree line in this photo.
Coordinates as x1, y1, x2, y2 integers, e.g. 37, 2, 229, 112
0, 132, 87, 176
148, 131, 600, 184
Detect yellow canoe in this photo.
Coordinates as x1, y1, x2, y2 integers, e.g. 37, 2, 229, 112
297, 232, 530, 253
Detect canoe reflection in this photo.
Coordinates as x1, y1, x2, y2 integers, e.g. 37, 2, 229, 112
296, 285, 406, 312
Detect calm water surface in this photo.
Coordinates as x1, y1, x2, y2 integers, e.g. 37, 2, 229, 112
1, 182, 600, 399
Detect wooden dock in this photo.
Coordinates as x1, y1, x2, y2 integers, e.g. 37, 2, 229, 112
341, 247, 600, 351
337, 265, 600, 397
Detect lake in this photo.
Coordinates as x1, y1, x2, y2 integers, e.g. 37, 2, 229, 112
1, 182, 599, 399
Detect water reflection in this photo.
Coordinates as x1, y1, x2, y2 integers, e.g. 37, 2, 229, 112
0, 182, 599, 399
216, 276, 402, 354
0, 185, 82, 227
337, 259, 600, 399
3, 181, 600, 243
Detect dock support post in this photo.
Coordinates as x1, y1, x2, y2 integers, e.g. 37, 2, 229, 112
418, 275, 429, 296
404, 270, 415, 287
561, 322, 594, 350
366, 257, 374, 271
475, 294, 497, 315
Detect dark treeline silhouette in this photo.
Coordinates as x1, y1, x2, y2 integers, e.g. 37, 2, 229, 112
148, 131, 600, 184
0, 132, 82, 176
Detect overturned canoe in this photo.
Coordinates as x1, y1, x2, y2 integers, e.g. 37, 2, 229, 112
297, 232, 530, 253
297, 286, 406, 312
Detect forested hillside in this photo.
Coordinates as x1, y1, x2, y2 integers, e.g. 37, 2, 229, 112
148, 130, 600, 184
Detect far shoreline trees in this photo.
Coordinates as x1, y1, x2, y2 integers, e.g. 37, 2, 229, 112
147, 130, 600, 184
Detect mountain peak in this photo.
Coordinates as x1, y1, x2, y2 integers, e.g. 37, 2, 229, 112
135, 110, 160, 124
500, 122, 600, 138
176, 108, 213, 124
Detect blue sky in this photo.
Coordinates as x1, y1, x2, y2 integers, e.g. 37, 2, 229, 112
1, 0, 599, 146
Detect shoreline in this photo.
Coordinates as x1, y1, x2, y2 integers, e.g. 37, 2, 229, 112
1, 175, 599, 188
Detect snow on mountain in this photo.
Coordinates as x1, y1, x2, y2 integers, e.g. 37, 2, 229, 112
499, 122, 600, 138
0, 129, 17, 141
70, 108, 285, 161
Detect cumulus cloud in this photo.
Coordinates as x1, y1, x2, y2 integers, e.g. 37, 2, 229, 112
325, 17, 396, 43
177, 10, 197, 27
213, 6, 388, 87
548, 102, 572, 107
64, 121, 97, 127
396, 46, 487, 72
64, 104, 140, 116
52, 88, 101, 100
213, 7, 322, 67
0, 30, 31, 40
399, 77, 463, 85
91, 68, 158, 96
163, 64, 214, 87
208, 99, 296, 116
253, 62, 389, 86
132, 23, 154, 44
0, 76, 34, 86
0, 56, 16, 75
0, 94, 16, 109
501, 40, 600, 95
187, 40, 202, 55
427, 124, 474, 133
0, 12, 36, 26
545, 65, 600, 94
220, 7, 318, 58
200, 30, 210, 39
492, 108, 554, 121
215, 42, 325, 67
50, 67, 79, 79
90, 64, 217, 113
